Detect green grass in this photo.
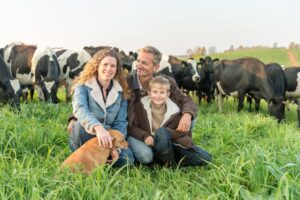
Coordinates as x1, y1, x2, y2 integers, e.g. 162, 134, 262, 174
196, 48, 292, 66
0, 91, 300, 199
291, 49, 300, 66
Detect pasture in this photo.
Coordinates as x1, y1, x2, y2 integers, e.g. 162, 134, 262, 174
207, 48, 292, 66
0, 88, 299, 199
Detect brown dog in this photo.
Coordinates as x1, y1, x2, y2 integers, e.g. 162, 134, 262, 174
62, 129, 128, 175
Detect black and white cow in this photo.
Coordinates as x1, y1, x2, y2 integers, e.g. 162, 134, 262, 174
3, 43, 60, 103
0, 55, 22, 110
55, 48, 91, 101
197, 56, 219, 103
214, 57, 283, 122
284, 66, 300, 127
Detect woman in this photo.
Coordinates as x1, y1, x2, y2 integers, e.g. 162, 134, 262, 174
69, 48, 134, 167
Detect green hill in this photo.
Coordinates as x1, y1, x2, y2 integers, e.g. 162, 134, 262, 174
195, 48, 293, 66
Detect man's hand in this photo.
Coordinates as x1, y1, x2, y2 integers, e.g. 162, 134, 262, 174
176, 113, 192, 132
67, 119, 75, 135
95, 125, 113, 148
144, 136, 154, 146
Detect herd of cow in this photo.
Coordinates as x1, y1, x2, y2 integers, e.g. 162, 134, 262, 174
1, 42, 300, 127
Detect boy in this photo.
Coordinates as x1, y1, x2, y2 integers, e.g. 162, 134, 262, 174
128, 75, 211, 166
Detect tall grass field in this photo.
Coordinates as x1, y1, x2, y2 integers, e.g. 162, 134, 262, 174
0, 87, 299, 199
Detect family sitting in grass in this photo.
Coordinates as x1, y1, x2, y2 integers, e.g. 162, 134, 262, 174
65, 46, 211, 172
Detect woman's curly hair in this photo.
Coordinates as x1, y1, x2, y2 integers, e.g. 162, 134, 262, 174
73, 48, 129, 99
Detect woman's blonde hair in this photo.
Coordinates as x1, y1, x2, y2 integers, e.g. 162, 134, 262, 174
73, 48, 129, 99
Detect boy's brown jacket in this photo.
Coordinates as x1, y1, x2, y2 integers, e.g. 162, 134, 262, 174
127, 72, 198, 149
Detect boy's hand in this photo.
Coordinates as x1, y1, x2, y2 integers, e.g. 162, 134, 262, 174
176, 113, 192, 132
144, 136, 154, 146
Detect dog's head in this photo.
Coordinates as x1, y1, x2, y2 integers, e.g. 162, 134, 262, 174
109, 129, 128, 149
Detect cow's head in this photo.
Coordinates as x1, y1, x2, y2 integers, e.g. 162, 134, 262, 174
1, 79, 22, 111
197, 56, 219, 81
34, 49, 60, 104
182, 59, 201, 83
268, 96, 285, 123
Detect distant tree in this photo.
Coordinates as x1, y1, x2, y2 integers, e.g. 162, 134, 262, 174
273, 42, 278, 48
208, 46, 217, 54
289, 42, 297, 49
237, 45, 244, 50
228, 45, 235, 51
186, 48, 193, 57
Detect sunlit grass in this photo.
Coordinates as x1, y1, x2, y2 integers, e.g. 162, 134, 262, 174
0, 90, 299, 199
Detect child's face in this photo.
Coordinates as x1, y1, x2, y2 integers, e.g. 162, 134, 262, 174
148, 83, 170, 106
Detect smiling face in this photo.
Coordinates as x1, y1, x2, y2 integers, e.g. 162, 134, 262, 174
136, 51, 159, 78
148, 83, 170, 106
97, 56, 117, 83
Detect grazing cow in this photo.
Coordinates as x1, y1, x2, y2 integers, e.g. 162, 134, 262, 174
197, 56, 219, 103
284, 66, 300, 127
0, 55, 22, 110
55, 48, 91, 101
214, 57, 283, 122
247, 63, 287, 122
3, 43, 60, 103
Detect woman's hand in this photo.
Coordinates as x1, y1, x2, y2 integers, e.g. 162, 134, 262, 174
67, 119, 75, 135
144, 136, 154, 146
106, 149, 119, 164
94, 125, 113, 148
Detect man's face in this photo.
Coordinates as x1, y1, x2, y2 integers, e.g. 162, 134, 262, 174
136, 51, 159, 78
148, 84, 170, 106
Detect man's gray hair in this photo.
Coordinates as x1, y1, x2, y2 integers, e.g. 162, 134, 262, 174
139, 46, 162, 66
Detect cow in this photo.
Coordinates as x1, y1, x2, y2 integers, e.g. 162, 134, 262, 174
283, 66, 300, 127
214, 57, 283, 122
3, 43, 60, 103
83, 46, 133, 72
0, 55, 22, 110
55, 48, 91, 101
246, 63, 287, 122
197, 56, 219, 103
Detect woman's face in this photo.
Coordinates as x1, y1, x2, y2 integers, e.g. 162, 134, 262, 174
97, 56, 117, 82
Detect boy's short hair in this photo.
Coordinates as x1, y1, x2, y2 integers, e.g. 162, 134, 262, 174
148, 76, 171, 91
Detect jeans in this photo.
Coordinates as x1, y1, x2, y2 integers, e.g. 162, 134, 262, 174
69, 121, 135, 166
128, 127, 212, 166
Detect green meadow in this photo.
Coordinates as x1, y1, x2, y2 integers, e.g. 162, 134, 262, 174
0, 86, 299, 199
198, 48, 292, 66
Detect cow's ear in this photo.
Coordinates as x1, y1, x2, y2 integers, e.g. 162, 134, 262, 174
199, 58, 205, 65
182, 61, 188, 67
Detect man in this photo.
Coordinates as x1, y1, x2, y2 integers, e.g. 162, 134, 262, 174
126, 46, 211, 165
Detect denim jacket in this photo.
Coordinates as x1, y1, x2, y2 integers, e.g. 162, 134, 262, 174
72, 76, 128, 137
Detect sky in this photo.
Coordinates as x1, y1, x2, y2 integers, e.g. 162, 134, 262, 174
0, 0, 299, 55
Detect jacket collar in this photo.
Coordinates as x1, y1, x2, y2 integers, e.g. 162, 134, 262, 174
141, 96, 180, 133
85, 76, 122, 109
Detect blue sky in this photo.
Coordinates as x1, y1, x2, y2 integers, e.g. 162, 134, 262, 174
1, 0, 299, 55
